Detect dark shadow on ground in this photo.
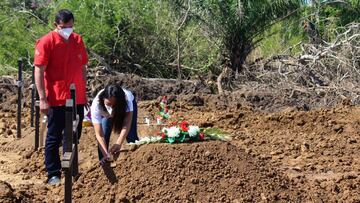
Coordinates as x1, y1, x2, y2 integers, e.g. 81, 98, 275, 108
101, 162, 118, 184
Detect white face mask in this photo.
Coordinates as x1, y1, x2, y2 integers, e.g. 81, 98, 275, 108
105, 104, 113, 115
58, 28, 73, 40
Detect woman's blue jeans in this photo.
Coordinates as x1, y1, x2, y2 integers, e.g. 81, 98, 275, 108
98, 100, 139, 160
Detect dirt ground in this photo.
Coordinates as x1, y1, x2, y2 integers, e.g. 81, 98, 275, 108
0, 73, 360, 202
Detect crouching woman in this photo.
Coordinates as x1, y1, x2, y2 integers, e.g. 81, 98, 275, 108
90, 84, 139, 162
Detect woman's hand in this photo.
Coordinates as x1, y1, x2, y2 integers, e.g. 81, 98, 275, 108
110, 144, 121, 155
100, 152, 112, 165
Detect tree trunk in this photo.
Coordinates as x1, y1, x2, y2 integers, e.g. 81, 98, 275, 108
216, 68, 226, 95
176, 30, 181, 80
176, 0, 191, 81
230, 43, 251, 77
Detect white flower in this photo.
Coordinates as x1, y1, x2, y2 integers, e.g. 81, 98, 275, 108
188, 125, 200, 137
167, 126, 180, 138
142, 137, 151, 143
153, 136, 162, 142
130, 136, 163, 145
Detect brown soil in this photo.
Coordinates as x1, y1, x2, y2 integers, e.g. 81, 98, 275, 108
0, 73, 360, 202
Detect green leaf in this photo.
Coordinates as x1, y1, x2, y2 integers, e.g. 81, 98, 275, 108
177, 134, 186, 143
167, 137, 176, 144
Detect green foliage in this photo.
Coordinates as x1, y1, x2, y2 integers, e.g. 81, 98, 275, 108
0, 0, 51, 70
0, 0, 217, 77
189, 0, 306, 71
253, 0, 360, 58
0, 64, 17, 75
0, 0, 359, 77
303, 0, 360, 42
49, 0, 218, 77
256, 22, 304, 58
339, 0, 360, 25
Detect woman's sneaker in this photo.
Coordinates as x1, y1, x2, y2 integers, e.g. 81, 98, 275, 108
48, 176, 61, 185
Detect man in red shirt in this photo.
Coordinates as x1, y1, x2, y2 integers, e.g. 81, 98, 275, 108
34, 9, 88, 185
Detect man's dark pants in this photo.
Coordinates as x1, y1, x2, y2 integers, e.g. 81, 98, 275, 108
45, 105, 84, 180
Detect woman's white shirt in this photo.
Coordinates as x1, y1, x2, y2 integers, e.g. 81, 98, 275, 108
90, 88, 134, 124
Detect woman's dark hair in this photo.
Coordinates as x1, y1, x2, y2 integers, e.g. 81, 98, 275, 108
55, 9, 74, 24
98, 84, 127, 133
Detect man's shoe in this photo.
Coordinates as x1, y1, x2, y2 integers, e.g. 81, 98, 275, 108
48, 176, 61, 185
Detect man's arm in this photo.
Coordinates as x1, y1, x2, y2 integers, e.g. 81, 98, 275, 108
34, 65, 49, 114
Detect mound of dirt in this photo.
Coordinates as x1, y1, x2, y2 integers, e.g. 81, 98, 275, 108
0, 181, 15, 203
1, 71, 360, 202
32, 141, 304, 202
87, 73, 212, 101
167, 105, 360, 202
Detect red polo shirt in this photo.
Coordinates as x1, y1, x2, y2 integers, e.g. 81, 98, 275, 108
34, 31, 88, 106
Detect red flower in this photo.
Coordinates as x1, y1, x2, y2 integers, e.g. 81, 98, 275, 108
161, 133, 166, 139
180, 121, 188, 126
180, 121, 189, 132
165, 107, 169, 113
170, 121, 177, 126
199, 133, 205, 140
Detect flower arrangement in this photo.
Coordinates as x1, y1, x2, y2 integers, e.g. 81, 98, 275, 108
159, 121, 206, 143
156, 96, 170, 124
128, 123, 230, 146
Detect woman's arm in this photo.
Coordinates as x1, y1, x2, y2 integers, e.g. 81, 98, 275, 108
93, 123, 110, 158
110, 111, 133, 154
